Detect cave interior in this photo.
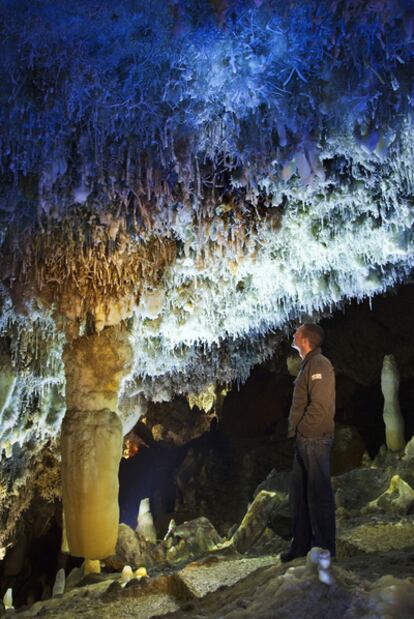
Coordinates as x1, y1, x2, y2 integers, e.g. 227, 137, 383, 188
1, 0, 414, 617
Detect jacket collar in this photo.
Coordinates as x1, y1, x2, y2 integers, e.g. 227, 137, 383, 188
301, 346, 321, 369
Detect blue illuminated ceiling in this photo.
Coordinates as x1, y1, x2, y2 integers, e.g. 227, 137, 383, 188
0, 0, 413, 439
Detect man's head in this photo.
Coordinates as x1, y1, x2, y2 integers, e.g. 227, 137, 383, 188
292, 323, 324, 359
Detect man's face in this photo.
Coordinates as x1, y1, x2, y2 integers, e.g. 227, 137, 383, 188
292, 325, 306, 353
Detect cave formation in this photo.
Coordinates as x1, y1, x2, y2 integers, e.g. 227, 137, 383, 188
1, 0, 414, 616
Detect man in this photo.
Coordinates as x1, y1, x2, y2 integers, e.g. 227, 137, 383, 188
280, 322, 336, 562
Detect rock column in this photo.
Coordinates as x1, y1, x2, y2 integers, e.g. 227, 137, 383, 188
61, 326, 132, 559
381, 354, 405, 452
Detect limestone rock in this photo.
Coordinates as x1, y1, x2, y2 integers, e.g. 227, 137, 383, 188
246, 526, 285, 555
135, 566, 148, 581
106, 524, 144, 570
331, 424, 365, 475
286, 354, 301, 377
105, 523, 165, 571
254, 470, 291, 538
230, 490, 278, 554
365, 474, 414, 515
403, 435, 414, 462
0, 347, 16, 419
61, 326, 132, 560
143, 398, 212, 446
83, 559, 101, 575
120, 565, 134, 585
332, 467, 390, 513
165, 517, 223, 565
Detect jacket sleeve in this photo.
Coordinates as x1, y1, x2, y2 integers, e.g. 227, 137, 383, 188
287, 369, 308, 438
296, 357, 334, 435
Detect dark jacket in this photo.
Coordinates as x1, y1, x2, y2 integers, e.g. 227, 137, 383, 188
288, 347, 335, 439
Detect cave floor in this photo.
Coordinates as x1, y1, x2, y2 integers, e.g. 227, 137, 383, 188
8, 536, 414, 619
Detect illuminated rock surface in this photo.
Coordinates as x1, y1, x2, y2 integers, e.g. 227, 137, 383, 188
62, 327, 132, 559
0, 0, 413, 433
61, 409, 122, 559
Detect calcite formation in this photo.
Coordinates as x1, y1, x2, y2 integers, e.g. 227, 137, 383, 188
230, 490, 277, 553
61, 327, 132, 559
136, 498, 157, 544
0, 0, 413, 427
61, 409, 122, 559
52, 568, 65, 598
381, 354, 405, 452
366, 475, 414, 515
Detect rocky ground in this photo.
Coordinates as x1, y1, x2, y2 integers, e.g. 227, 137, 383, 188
2, 441, 414, 618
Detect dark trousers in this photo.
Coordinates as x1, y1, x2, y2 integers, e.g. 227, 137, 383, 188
289, 435, 336, 557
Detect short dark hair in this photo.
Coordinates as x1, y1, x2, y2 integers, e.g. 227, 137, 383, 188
302, 323, 324, 349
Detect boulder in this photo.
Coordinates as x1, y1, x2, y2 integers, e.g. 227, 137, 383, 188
105, 524, 160, 570
165, 517, 223, 565
364, 475, 414, 515
230, 490, 278, 554
332, 424, 365, 475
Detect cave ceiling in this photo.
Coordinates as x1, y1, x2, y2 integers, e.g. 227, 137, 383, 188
0, 0, 413, 448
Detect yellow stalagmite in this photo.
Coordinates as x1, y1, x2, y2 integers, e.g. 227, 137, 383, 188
61, 326, 132, 559
61, 409, 122, 558
83, 559, 101, 575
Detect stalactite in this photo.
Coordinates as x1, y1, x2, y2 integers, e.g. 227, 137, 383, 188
0, 0, 413, 454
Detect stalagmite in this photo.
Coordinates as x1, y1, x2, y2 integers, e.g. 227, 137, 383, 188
120, 565, 134, 585
83, 559, 101, 575
62, 409, 122, 558
61, 512, 69, 554
61, 326, 132, 559
134, 566, 148, 581
136, 498, 157, 543
381, 354, 405, 452
0, 351, 16, 418
3, 588, 13, 610
52, 568, 65, 597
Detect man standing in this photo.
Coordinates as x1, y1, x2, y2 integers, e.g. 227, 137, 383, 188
280, 323, 336, 562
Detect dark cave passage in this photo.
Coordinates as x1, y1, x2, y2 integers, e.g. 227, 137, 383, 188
117, 283, 414, 539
